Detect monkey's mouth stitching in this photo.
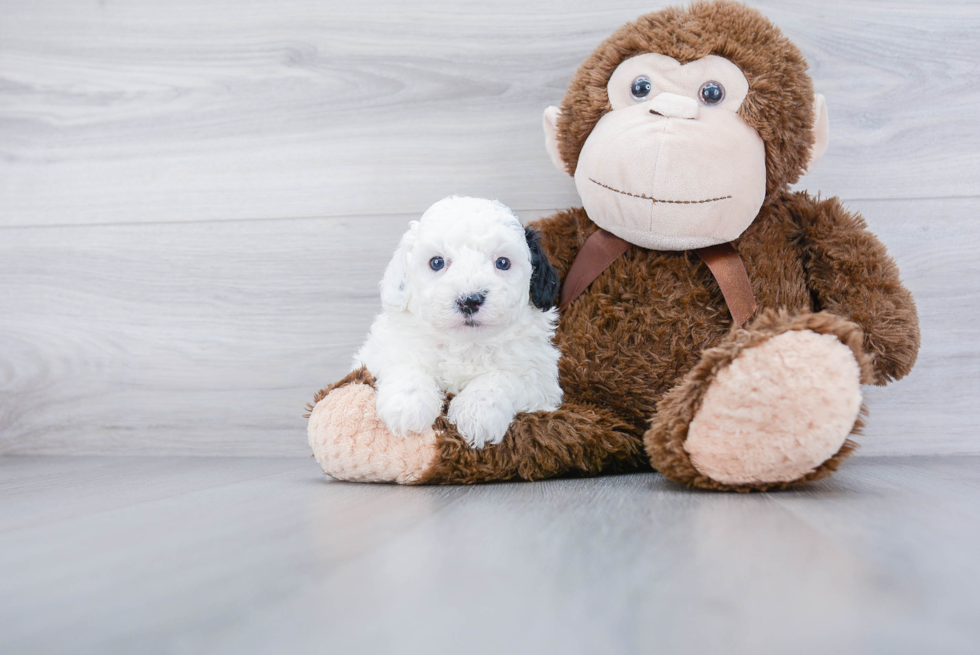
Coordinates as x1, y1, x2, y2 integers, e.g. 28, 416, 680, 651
589, 178, 732, 205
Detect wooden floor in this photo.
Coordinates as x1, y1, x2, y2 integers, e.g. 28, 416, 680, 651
0, 455, 978, 654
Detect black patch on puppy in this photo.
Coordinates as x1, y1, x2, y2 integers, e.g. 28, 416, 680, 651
525, 226, 560, 310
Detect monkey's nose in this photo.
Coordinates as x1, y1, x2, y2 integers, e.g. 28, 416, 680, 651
647, 93, 699, 120
456, 292, 486, 316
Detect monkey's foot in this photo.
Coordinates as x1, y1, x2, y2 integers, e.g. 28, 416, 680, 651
685, 328, 863, 484
646, 311, 872, 491
307, 368, 648, 485
307, 370, 439, 484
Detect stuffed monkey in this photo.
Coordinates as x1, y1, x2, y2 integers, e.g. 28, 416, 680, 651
307, 0, 919, 491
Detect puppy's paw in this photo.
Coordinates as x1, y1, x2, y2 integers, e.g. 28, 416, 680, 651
448, 392, 515, 449
376, 384, 443, 438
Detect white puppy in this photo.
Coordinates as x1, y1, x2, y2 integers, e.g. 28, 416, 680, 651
354, 196, 563, 448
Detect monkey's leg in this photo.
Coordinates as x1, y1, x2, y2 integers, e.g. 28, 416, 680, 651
645, 310, 874, 492
306, 368, 648, 484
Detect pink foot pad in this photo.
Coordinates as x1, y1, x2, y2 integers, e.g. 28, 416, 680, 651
684, 330, 863, 485
307, 383, 439, 484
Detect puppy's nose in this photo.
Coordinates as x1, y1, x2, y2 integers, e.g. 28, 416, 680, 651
456, 292, 486, 316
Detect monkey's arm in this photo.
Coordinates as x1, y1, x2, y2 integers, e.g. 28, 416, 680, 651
794, 193, 920, 384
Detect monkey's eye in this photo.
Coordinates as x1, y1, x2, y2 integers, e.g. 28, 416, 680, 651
495, 257, 511, 271
630, 76, 653, 101
699, 81, 725, 106
429, 256, 445, 271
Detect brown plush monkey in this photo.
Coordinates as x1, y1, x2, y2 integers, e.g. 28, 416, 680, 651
307, 0, 919, 491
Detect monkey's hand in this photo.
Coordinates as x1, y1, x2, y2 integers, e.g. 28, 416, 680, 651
797, 194, 920, 384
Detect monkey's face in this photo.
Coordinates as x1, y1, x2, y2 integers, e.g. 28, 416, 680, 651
568, 54, 768, 251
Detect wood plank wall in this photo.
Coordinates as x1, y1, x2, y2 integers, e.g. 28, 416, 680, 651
1, 0, 978, 456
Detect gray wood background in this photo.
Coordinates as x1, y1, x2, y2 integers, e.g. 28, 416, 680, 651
1, 0, 977, 456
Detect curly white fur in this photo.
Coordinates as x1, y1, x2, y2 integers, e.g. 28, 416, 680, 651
354, 196, 563, 448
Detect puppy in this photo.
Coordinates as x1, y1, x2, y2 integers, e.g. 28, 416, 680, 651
354, 196, 563, 448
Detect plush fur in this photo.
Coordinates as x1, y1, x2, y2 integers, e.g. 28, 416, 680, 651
307, 1, 920, 491
353, 196, 563, 449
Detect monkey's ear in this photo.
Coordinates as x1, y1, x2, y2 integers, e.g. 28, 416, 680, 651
380, 221, 418, 311
525, 226, 561, 310
543, 106, 570, 176
805, 94, 830, 174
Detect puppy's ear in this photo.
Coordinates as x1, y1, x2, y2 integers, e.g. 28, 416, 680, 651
380, 221, 418, 311
524, 226, 560, 310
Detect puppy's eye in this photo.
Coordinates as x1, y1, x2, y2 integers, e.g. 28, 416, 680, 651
495, 257, 510, 271
699, 81, 725, 106
630, 76, 652, 101
429, 256, 445, 271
